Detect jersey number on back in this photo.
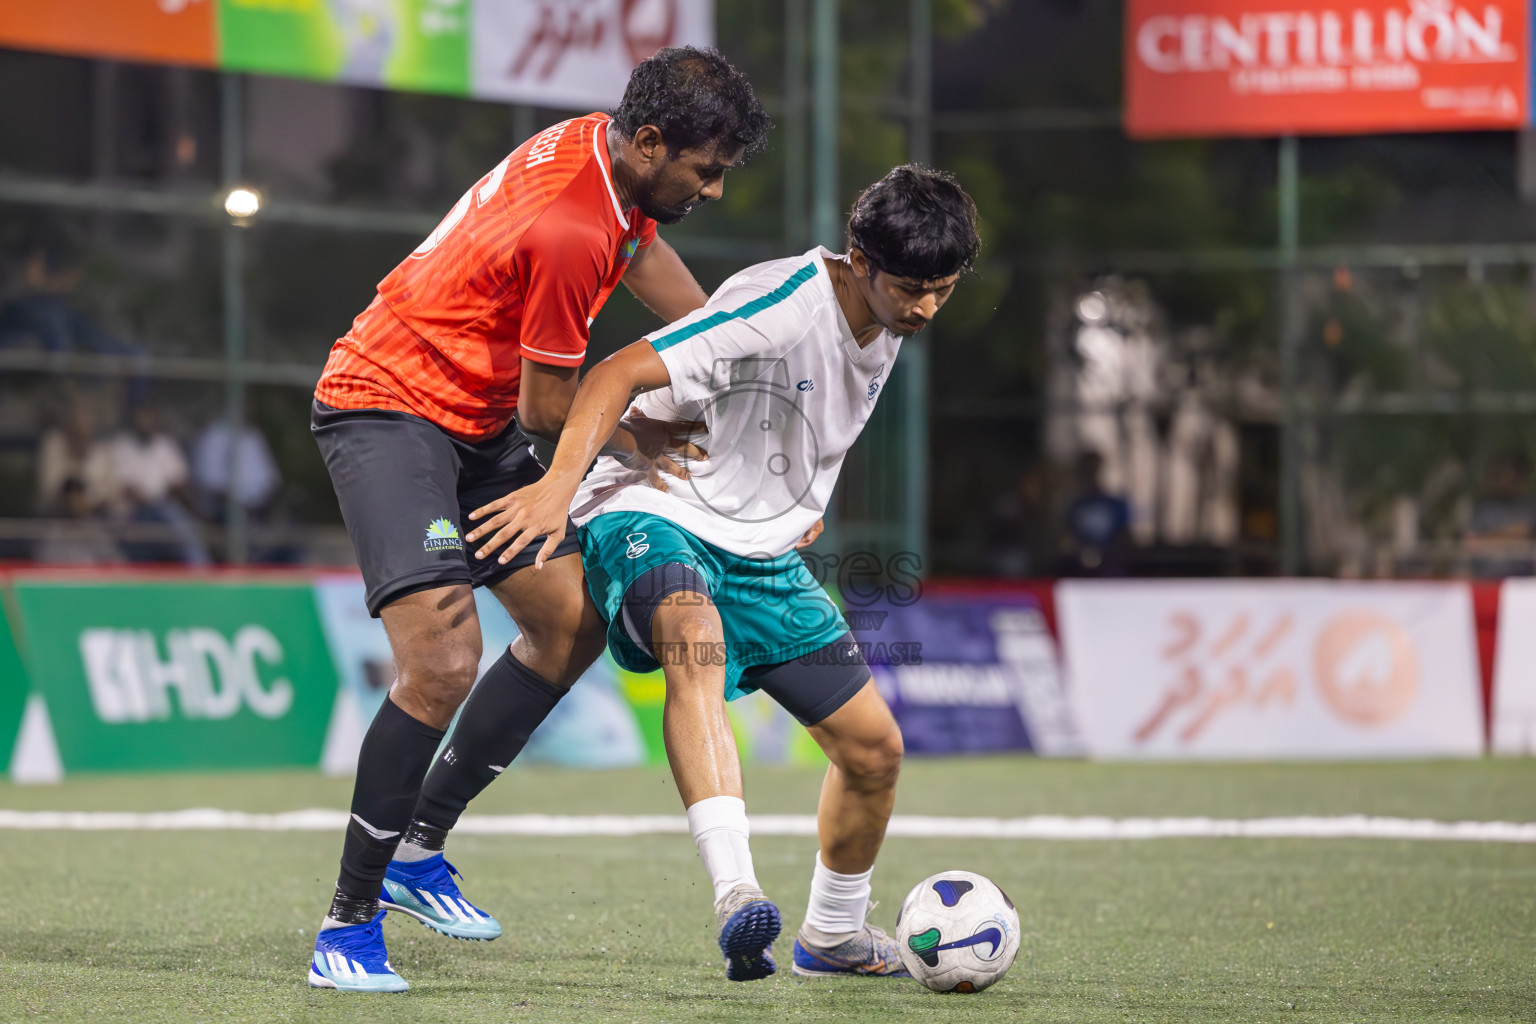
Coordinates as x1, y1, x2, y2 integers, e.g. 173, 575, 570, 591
410, 156, 511, 259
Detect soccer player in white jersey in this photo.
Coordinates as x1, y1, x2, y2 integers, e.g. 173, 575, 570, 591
446, 166, 979, 981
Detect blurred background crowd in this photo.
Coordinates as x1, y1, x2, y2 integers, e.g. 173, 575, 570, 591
4, 1, 1536, 580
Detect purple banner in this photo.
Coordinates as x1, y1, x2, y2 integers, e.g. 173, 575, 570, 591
849, 593, 1082, 757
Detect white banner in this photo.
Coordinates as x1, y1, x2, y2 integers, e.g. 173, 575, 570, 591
1492, 579, 1536, 755
474, 0, 715, 110
1058, 581, 1484, 760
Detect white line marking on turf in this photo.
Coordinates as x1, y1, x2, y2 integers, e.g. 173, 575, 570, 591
0, 810, 1533, 842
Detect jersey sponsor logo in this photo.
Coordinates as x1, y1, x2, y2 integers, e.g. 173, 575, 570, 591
797, 378, 815, 391
624, 532, 650, 558
424, 517, 463, 552
868, 363, 887, 401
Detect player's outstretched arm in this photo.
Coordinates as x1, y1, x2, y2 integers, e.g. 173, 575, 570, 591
622, 235, 709, 323
466, 339, 676, 569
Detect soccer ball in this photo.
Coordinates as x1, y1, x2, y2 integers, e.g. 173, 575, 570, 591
895, 870, 1020, 993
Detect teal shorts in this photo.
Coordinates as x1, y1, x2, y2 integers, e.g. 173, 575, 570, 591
578, 511, 849, 701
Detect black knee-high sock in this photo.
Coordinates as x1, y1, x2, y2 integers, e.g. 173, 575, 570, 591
409, 649, 566, 838
330, 695, 445, 918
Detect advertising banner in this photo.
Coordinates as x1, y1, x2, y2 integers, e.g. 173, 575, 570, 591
1125, 0, 1529, 138
0, 589, 29, 771
313, 575, 646, 772
217, 0, 471, 96
1492, 578, 1536, 754
0, 1, 711, 107
0, 0, 217, 68
313, 573, 815, 771
9, 578, 337, 772
851, 593, 1083, 757
473, 0, 715, 108
1058, 580, 1484, 759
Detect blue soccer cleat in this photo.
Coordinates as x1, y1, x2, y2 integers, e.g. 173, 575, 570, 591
308, 913, 409, 992
791, 922, 911, 978
715, 883, 782, 982
381, 854, 502, 942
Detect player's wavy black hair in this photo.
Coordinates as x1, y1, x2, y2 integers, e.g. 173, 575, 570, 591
613, 46, 771, 159
848, 165, 981, 281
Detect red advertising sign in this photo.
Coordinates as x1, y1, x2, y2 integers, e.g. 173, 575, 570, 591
1126, 0, 1529, 138
0, 0, 215, 68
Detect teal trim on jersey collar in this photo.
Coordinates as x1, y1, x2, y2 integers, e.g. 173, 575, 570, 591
648, 261, 820, 353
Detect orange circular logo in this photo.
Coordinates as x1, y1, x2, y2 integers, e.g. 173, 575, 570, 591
1312, 611, 1418, 727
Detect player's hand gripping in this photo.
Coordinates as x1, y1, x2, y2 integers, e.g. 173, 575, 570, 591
466, 474, 580, 570
616, 410, 708, 492
795, 518, 825, 550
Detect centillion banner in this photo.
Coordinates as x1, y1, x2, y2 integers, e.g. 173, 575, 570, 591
1126, 0, 1529, 137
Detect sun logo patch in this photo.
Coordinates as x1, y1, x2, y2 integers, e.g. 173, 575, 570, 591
424, 517, 463, 552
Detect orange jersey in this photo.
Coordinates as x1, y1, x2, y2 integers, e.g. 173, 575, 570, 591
315, 113, 657, 439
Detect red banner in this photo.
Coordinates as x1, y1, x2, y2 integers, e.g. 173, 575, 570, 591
0, 0, 215, 69
1126, 0, 1529, 138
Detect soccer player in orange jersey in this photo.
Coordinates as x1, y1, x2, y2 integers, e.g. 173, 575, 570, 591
306, 48, 770, 993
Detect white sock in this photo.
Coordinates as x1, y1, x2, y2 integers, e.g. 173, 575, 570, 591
686, 795, 759, 905
801, 852, 872, 946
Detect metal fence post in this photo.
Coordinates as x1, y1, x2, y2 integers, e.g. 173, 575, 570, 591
903, 0, 933, 570
1278, 135, 1301, 576
221, 73, 249, 565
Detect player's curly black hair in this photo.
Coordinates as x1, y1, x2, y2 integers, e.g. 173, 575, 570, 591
848, 166, 981, 281
612, 46, 771, 159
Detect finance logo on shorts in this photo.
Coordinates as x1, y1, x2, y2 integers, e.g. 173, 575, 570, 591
424, 517, 463, 552
625, 533, 650, 558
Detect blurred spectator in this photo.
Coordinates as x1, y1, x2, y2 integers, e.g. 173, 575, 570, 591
36, 400, 117, 515
33, 477, 122, 565
192, 417, 281, 521
1464, 455, 1536, 577
986, 466, 1050, 577
109, 404, 210, 566
1062, 452, 1131, 576
0, 232, 136, 357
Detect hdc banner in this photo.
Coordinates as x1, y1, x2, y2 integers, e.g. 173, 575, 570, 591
0, 590, 29, 771
1058, 580, 1484, 759
10, 578, 337, 772
1126, 0, 1529, 137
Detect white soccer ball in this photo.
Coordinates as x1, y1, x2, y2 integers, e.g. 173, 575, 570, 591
895, 870, 1021, 993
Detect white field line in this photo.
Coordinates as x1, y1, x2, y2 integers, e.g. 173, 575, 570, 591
0, 809, 1533, 842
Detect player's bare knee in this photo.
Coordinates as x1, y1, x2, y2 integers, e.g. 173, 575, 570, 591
837, 728, 904, 788
395, 642, 481, 718
515, 587, 589, 671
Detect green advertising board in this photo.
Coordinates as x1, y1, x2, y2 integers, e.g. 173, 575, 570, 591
0, 587, 30, 769
10, 579, 338, 773
217, 0, 469, 96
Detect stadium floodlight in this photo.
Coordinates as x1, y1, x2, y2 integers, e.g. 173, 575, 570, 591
224, 187, 261, 219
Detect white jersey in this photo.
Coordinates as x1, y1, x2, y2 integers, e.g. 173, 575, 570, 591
571, 247, 901, 558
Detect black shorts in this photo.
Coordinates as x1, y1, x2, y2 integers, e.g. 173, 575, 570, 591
312, 401, 580, 616
741, 632, 873, 726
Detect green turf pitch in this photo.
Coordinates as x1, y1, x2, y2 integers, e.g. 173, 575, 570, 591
2, 759, 1533, 1023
